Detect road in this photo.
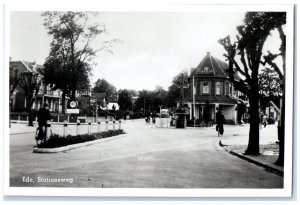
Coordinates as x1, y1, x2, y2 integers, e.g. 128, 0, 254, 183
9, 120, 283, 188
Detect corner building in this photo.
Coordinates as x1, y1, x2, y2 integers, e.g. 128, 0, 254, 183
184, 52, 244, 124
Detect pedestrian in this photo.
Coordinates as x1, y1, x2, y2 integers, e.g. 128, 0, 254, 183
216, 107, 225, 136
36, 103, 51, 139
263, 114, 267, 128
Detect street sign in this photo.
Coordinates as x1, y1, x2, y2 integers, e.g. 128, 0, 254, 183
69, 101, 77, 108
66, 109, 79, 114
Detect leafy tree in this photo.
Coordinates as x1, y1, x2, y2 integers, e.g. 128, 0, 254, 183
117, 89, 133, 111
93, 78, 117, 98
9, 65, 21, 99
42, 11, 112, 113
219, 12, 286, 155
258, 68, 282, 98
134, 90, 152, 114
166, 71, 189, 108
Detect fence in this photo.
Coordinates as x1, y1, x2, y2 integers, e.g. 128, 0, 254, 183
10, 112, 115, 124
46, 120, 123, 137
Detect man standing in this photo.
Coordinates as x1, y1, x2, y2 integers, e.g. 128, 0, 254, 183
36, 103, 51, 139
216, 107, 225, 136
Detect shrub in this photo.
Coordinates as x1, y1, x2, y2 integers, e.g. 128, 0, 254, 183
38, 129, 125, 148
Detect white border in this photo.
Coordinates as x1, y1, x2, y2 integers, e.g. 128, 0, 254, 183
2, 1, 295, 198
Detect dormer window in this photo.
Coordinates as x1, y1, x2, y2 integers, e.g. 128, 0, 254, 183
203, 81, 209, 94
203, 67, 210, 72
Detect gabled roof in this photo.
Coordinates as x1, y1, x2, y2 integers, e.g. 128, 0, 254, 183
189, 52, 241, 81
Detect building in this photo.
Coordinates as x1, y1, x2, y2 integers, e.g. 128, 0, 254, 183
10, 60, 63, 113
183, 52, 245, 124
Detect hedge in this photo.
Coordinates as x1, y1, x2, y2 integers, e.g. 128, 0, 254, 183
38, 129, 125, 148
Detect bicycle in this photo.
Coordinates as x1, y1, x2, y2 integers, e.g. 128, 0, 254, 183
35, 126, 47, 146
35, 121, 52, 146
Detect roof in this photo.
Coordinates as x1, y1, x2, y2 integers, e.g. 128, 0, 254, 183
189, 52, 241, 81
10, 60, 44, 76
184, 95, 237, 104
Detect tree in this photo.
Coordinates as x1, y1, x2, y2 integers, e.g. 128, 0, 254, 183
18, 72, 42, 126
219, 12, 286, 155
166, 71, 189, 108
258, 68, 282, 98
117, 89, 133, 111
9, 65, 21, 99
134, 90, 152, 114
93, 78, 117, 98
260, 15, 286, 166
42, 12, 113, 113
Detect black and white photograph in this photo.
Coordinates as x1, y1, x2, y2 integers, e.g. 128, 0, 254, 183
1, 0, 297, 201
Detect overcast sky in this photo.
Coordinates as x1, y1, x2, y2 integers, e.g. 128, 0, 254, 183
10, 11, 281, 91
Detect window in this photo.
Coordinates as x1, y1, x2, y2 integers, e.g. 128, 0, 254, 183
203, 82, 209, 94
216, 82, 221, 95
225, 82, 229, 96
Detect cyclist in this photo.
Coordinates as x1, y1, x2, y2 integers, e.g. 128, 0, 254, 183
36, 103, 51, 140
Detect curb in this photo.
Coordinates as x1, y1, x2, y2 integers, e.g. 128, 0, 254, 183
10, 131, 36, 135
33, 134, 127, 153
219, 140, 283, 177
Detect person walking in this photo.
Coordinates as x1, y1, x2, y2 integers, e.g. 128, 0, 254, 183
216, 107, 225, 137
262, 114, 268, 128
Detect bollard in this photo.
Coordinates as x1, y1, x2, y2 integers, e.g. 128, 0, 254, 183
63, 120, 68, 137
45, 122, 51, 141
105, 121, 108, 132
26, 116, 28, 122
67, 115, 70, 123
97, 120, 101, 133
76, 119, 80, 136
113, 121, 115, 130
58, 115, 60, 123
88, 120, 92, 134
119, 120, 121, 130
18, 116, 20, 124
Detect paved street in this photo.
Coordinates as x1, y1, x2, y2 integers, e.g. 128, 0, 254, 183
9, 120, 283, 188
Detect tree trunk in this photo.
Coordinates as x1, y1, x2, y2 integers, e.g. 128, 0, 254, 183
62, 91, 66, 114
276, 25, 285, 166
27, 98, 35, 126
245, 85, 260, 155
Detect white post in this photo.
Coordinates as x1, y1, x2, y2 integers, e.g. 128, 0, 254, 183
18, 116, 20, 123
26, 116, 29, 122
67, 115, 70, 123
113, 121, 115, 130
58, 115, 60, 123
76, 119, 80, 135
106, 121, 108, 132
63, 120, 68, 137
46, 121, 51, 140
88, 120, 91, 134
119, 120, 121, 130
97, 120, 101, 133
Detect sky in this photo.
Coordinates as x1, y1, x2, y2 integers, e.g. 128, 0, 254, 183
10, 11, 282, 91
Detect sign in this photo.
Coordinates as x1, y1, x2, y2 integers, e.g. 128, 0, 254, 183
66, 109, 79, 114
69, 101, 77, 108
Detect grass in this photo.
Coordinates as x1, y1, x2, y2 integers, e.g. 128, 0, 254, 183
37, 129, 125, 148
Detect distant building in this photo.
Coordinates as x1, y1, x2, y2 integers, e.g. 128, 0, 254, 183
10, 60, 63, 113
183, 52, 246, 124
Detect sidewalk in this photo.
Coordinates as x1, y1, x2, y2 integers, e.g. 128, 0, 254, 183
219, 123, 283, 176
